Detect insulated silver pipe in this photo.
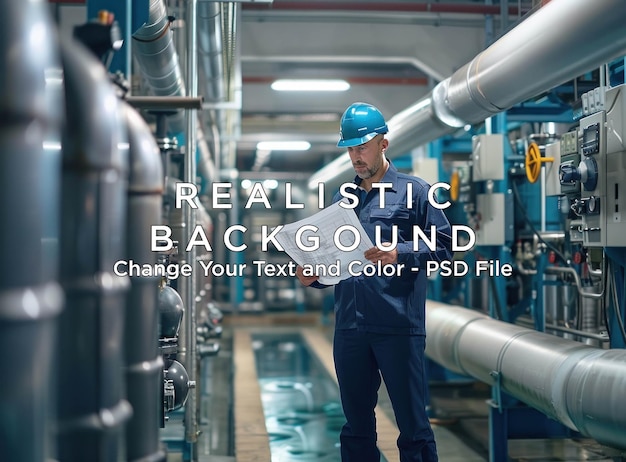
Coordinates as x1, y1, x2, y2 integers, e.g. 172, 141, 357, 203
425, 301, 626, 450
133, 0, 219, 197
123, 103, 166, 462
309, 0, 626, 195
57, 39, 131, 461
0, 1, 63, 460
133, 0, 186, 133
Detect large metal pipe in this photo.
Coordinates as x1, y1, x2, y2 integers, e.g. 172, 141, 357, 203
309, 0, 626, 195
57, 38, 131, 461
0, 1, 63, 460
133, 0, 186, 133
425, 301, 626, 450
123, 103, 166, 462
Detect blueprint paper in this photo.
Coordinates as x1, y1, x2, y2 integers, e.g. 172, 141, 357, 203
274, 200, 374, 285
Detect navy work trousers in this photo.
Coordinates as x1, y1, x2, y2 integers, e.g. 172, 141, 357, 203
333, 329, 438, 462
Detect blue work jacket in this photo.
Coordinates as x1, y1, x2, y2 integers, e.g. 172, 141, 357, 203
315, 162, 452, 335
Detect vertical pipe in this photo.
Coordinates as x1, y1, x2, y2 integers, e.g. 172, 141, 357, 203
499, 0, 509, 35
125, 0, 132, 88
197, 0, 225, 187
484, 0, 494, 46
0, 1, 63, 460
197, 0, 225, 101
183, 0, 199, 447
57, 38, 132, 461
229, 170, 243, 307
541, 167, 546, 232
230, 5, 244, 306
123, 103, 166, 461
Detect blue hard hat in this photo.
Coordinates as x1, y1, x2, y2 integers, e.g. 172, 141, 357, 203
337, 102, 388, 147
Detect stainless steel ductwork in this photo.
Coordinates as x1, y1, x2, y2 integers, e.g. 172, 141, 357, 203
133, 0, 187, 133
0, 1, 63, 460
123, 103, 166, 462
425, 301, 626, 450
132, 0, 223, 186
57, 38, 131, 460
309, 0, 626, 195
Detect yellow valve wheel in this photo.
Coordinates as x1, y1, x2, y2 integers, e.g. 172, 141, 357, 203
450, 171, 460, 202
525, 141, 554, 183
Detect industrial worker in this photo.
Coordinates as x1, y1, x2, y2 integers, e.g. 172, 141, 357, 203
296, 102, 452, 462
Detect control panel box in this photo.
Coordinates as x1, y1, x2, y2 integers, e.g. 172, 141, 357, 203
603, 84, 626, 246
579, 110, 606, 247
472, 134, 504, 182
605, 151, 626, 246
475, 193, 506, 246
558, 85, 626, 248
605, 84, 626, 155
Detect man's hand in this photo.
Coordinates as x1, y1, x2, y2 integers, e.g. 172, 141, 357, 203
364, 245, 398, 265
296, 265, 319, 286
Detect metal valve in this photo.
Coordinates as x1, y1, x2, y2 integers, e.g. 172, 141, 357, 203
559, 157, 598, 191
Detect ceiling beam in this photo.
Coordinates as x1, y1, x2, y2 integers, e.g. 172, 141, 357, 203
243, 1, 532, 16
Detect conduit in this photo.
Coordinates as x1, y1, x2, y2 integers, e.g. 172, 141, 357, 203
425, 301, 626, 450
309, 0, 626, 195
0, 1, 63, 460
182, 0, 199, 444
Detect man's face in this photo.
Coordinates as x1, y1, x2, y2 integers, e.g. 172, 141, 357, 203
347, 134, 388, 179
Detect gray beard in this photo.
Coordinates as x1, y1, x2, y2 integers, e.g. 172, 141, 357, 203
356, 158, 382, 179
357, 169, 374, 179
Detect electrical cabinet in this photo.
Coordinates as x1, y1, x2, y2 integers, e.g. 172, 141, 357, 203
564, 84, 626, 247
472, 134, 505, 182
604, 84, 626, 246
475, 193, 506, 246
579, 110, 605, 247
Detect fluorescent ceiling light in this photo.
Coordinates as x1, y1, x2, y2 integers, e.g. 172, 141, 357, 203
256, 141, 311, 151
271, 79, 350, 92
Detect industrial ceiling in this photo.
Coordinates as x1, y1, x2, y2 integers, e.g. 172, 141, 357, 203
53, 0, 537, 177
236, 0, 535, 175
